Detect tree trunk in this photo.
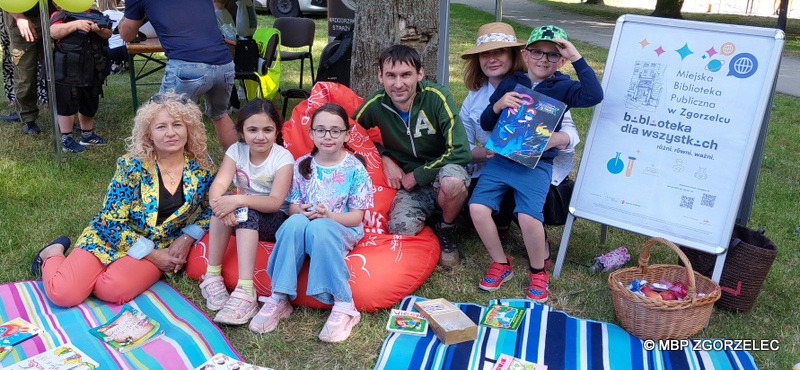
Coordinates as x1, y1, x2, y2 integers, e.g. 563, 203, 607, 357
584, 0, 605, 5
651, 0, 684, 18
351, 0, 439, 98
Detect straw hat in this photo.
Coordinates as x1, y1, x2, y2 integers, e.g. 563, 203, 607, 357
461, 22, 525, 59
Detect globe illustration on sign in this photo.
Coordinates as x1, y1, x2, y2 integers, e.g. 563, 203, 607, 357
728, 53, 758, 78
705, 59, 725, 72
720, 42, 736, 56
733, 58, 753, 74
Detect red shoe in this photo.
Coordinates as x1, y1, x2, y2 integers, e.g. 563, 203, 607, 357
527, 271, 550, 303
479, 256, 514, 291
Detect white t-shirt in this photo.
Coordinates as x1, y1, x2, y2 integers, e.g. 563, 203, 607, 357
226, 142, 294, 204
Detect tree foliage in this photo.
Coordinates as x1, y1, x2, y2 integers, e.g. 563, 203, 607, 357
651, 0, 684, 19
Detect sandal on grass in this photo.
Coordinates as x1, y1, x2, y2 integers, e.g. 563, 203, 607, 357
31, 236, 70, 277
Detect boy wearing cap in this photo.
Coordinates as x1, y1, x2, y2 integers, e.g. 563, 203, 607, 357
470, 25, 603, 303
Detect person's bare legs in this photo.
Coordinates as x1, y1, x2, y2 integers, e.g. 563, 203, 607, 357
437, 176, 468, 224
212, 113, 237, 149
518, 213, 547, 269
235, 228, 259, 282
77, 113, 95, 131
470, 203, 505, 263
435, 176, 468, 268
57, 115, 74, 134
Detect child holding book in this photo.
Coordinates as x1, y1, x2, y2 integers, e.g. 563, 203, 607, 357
249, 103, 374, 342
472, 25, 603, 302
199, 98, 294, 325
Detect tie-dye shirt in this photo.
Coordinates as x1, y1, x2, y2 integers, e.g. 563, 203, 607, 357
287, 153, 374, 236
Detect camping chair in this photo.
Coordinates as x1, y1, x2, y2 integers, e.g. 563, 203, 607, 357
273, 17, 315, 116
234, 27, 281, 101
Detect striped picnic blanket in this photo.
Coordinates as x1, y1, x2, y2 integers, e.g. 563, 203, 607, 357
374, 296, 759, 370
0, 280, 240, 369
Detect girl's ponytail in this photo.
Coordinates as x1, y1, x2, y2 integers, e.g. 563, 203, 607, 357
299, 146, 318, 179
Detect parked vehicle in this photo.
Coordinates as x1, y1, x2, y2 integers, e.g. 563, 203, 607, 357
254, 0, 327, 18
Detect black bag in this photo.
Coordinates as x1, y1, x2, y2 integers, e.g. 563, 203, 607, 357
543, 178, 574, 226
316, 29, 353, 87
234, 38, 259, 73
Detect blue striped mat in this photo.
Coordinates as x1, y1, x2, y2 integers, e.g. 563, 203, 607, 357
0, 280, 240, 369
374, 296, 758, 370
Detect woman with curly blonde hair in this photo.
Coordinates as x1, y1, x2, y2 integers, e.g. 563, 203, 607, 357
31, 93, 217, 307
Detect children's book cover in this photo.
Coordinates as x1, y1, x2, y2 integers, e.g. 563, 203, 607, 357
480, 305, 525, 331
5, 343, 99, 370
0, 318, 43, 346
193, 353, 275, 370
386, 309, 429, 336
89, 304, 163, 353
492, 353, 548, 370
485, 84, 567, 169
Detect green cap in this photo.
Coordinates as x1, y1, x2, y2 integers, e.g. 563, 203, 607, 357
526, 25, 568, 47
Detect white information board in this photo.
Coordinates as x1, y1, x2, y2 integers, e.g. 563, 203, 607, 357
570, 15, 783, 254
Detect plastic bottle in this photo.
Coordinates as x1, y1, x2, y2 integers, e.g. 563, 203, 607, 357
589, 246, 631, 275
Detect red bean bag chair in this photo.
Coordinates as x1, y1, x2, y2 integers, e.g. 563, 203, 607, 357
186, 82, 440, 312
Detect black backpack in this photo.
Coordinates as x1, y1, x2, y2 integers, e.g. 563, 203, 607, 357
316, 29, 353, 87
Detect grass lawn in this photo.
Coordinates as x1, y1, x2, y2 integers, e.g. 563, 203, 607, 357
1, 3, 798, 369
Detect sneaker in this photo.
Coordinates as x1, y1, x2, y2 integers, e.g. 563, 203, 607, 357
62, 137, 85, 153
248, 296, 292, 334
79, 132, 107, 146
199, 275, 230, 311
214, 287, 258, 325
0, 111, 19, 122
479, 256, 514, 291
436, 222, 459, 268
319, 305, 361, 343
22, 121, 40, 135
527, 271, 550, 303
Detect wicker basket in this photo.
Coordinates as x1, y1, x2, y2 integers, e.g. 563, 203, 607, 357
608, 237, 721, 340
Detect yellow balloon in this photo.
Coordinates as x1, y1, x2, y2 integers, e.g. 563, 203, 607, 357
53, 0, 94, 12
0, 0, 38, 14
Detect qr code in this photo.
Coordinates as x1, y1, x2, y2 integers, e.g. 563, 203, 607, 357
701, 193, 716, 207
680, 195, 694, 209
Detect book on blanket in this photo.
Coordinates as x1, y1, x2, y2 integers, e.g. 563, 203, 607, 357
5, 343, 99, 370
0, 317, 43, 346
480, 304, 525, 331
492, 353, 548, 370
89, 304, 164, 353
485, 84, 566, 169
386, 309, 429, 336
194, 353, 275, 370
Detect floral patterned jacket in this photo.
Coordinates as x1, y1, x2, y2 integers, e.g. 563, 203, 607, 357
75, 154, 214, 265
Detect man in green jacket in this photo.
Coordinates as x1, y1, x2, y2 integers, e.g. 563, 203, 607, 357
354, 45, 472, 269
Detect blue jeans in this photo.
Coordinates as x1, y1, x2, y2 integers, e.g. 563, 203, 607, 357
266, 214, 361, 304
160, 59, 234, 120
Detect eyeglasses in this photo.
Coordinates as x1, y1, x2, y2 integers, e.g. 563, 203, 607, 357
311, 127, 345, 138
525, 49, 562, 63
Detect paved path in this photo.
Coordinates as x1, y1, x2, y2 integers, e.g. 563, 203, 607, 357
454, 0, 800, 97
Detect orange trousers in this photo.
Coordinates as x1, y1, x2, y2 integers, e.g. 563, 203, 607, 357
42, 248, 162, 307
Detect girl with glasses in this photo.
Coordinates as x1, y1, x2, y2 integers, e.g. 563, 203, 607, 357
250, 103, 374, 342
199, 98, 294, 326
